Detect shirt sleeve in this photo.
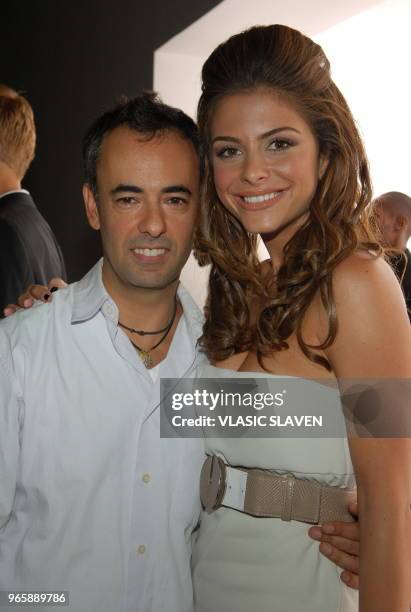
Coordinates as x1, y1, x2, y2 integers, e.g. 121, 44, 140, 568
0, 219, 29, 312
0, 334, 21, 529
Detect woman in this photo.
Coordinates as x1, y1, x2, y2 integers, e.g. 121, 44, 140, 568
192, 24, 411, 611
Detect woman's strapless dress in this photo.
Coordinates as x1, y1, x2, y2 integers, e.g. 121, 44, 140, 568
192, 364, 358, 612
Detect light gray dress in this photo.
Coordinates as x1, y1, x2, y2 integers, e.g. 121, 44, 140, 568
192, 365, 358, 612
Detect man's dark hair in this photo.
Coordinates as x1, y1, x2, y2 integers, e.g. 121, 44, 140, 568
82, 91, 201, 196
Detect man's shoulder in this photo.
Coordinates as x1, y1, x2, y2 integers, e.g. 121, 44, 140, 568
0, 258, 105, 349
0, 191, 34, 217
0, 193, 48, 242
0, 218, 20, 251
0, 285, 75, 348
0, 215, 17, 237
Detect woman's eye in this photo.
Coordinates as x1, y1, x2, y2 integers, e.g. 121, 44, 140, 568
215, 146, 242, 159
268, 139, 292, 151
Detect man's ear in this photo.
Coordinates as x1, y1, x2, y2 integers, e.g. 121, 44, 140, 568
83, 184, 100, 230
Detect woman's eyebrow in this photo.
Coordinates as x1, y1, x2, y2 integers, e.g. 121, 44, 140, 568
212, 126, 301, 145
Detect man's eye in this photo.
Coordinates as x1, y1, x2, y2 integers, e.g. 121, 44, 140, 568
215, 146, 241, 159
117, 197, 136, 205
268, 138, 293, 151
167, 197, 187, 206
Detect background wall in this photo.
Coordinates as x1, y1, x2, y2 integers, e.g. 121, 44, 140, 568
315, 0, 411, 197
0, 0, 221, 281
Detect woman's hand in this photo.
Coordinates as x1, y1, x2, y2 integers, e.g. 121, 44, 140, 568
3, 278, 67, 316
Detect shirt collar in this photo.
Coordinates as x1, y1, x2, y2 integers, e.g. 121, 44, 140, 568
0, 189, 30, 200
71, 258, 114, 324
71, 258, 205, 345
175, 283, 204, 347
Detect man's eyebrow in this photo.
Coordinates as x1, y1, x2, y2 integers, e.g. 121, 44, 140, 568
109, 184, 192, 196
212, 126, 301, 144
161, 185, 192, 196
110, 184, 143, 196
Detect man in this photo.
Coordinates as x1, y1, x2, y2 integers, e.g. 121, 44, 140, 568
374, 191, 411, 320
0, 85, 66, 313
0, 94, 359, 612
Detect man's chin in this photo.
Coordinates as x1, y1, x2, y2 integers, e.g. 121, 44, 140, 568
127, 272, 181, 291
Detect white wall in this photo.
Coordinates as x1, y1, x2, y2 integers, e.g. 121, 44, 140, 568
315, 0, 411, 197
154, 0, 411, 306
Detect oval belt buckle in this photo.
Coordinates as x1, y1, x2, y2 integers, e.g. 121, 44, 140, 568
200, 455, 227, 513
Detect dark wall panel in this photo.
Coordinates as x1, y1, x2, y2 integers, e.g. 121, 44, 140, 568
0, 0, 221, 280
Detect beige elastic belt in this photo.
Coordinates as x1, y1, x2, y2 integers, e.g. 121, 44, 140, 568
200, 455, 356, 524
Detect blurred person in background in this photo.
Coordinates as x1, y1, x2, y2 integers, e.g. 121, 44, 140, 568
0, 84, 66, 314
374, 191, 411, 320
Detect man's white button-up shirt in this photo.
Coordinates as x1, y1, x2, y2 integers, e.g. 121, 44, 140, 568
0, 259, 206, 612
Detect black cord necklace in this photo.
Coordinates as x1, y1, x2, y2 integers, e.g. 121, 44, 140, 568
122, 296, 178, 369
118, 313, 174, 336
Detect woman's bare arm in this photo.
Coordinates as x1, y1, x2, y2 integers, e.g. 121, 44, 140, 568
324, 253, 411, 611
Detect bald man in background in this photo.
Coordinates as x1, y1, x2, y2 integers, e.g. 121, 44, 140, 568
0, 85, 66, 314
374, 191, 411, 320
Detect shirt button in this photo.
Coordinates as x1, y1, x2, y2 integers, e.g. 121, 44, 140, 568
103, 304, 114, 316
142, 473, 151, 484
138, 545, 146, 555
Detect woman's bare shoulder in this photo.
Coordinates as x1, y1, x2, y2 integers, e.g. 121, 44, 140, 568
324, 251, 411, 377
308, 250, 409, 356
331, 251, 399, 304
333, 250, 390, 279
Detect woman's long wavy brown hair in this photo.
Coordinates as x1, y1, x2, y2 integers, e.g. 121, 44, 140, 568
194, 24, 382, 370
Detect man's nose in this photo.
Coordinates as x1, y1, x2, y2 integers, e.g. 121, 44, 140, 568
137, 203, 167, 237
